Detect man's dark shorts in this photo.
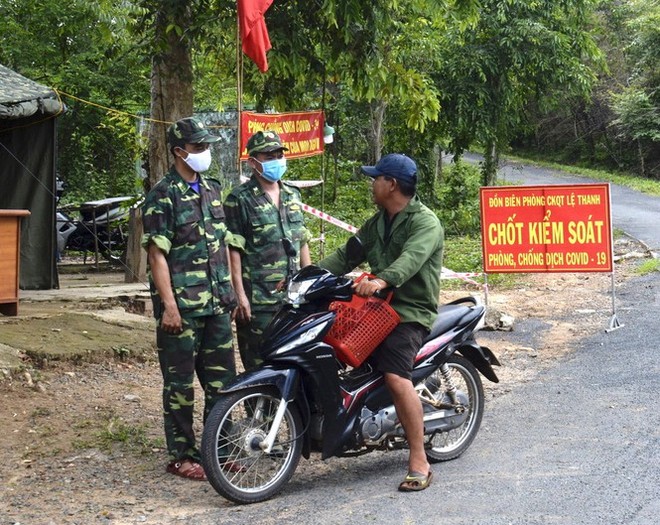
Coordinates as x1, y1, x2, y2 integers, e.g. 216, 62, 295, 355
369, 322, 428, 381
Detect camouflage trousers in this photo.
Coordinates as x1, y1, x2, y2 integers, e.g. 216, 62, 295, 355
236, 309, 277, 371
156, 312, 235, 463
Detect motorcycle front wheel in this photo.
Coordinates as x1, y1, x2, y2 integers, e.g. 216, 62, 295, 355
201, 387, 303, 504
424, 354, 484, 462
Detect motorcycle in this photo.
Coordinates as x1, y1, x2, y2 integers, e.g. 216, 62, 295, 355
56, 196, 135, 263
201, 237, 500, 504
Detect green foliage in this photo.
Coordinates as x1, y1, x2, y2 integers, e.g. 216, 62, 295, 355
624, 0, 660, 91
0, 0, 150, 203
287, 154, 374, 260
511, 0, 660, 178
433, 0, 601, 183
443, 235, 483, 273
611, 88, 660, 143
436, 160, 482, 236
1, 0, 655, 221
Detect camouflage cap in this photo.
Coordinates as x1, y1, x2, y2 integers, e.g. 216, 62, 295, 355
247, 130, 288, 156
167, 117, 221, 148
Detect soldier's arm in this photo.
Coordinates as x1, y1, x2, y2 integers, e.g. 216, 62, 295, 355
229, 247, 250, 324
147, 244, 182, 333
300, 243, 311, 267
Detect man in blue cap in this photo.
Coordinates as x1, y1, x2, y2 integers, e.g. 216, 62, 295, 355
319, 153, 444, 492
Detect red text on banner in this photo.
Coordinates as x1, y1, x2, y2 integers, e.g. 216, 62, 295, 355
240, 111, 324, 160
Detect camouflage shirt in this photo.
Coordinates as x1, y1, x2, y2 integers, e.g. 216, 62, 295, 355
224, 175, 312, 310
141, 166, 236, 318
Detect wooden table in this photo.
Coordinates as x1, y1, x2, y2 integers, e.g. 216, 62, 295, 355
0, 209, 31, 316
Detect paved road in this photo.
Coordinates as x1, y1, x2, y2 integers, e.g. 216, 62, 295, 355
190, 159, 660, 524
465, 153, 660, 254
192, 271, 659, 525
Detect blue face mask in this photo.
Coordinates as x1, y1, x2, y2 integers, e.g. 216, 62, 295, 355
258, 157, 287, 182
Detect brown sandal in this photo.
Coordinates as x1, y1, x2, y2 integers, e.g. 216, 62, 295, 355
166, 460, 207, 481
222, 460, 247, 473
398, 470, 433, 492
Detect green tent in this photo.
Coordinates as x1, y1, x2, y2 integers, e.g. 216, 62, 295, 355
0, 64, 64, 289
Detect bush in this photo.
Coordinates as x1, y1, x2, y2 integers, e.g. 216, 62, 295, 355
437, 160, 482, 236
288, 155, 374, 261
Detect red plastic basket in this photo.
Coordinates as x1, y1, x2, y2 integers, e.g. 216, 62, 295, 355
324, 282, 400, 367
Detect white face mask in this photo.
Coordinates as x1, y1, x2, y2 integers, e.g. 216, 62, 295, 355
181, 148, 212, 173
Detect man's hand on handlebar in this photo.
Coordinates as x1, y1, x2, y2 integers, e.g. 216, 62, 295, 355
353, 277, 388, 297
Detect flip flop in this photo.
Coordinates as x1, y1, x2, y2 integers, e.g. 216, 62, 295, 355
166, 460, 207, 481
398, 470, 433, 492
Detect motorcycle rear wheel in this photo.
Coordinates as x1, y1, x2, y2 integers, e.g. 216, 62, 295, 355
425, 354, 484, 462
201, 387, 303, 504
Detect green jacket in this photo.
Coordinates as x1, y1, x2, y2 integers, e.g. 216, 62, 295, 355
223, 175, 312, 310
141, 167, 236, 318
319, 195, 443, 330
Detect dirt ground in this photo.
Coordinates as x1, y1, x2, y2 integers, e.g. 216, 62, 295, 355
0, 238, 649, 525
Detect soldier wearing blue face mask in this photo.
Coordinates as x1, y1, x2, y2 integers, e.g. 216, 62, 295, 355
223, 130, 312, 370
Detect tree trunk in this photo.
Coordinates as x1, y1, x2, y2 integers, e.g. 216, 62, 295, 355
127, 5, 194, 283
124, 206, 147, 283
146, 21, 194, 190
637, 139, 646, 177
482, 139, 498, 186
427, 144, 442, 204
369, 100, 387, 163
436, 145, 443, 186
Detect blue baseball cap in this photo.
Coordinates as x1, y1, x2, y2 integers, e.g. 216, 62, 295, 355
361, 153, 417, 183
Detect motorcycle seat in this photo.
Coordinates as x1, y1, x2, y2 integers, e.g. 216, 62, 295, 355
424, 303, 483, 342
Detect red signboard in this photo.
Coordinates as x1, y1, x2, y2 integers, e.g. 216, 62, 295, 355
239, 110, 324, 160
480, 184, 613, 273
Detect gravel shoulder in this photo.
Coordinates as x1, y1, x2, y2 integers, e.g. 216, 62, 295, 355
0, 239, 651, 525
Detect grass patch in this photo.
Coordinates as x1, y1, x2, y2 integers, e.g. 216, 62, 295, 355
443, 236, 519, 291
72, 415, 163, 455
636, 258, 660, 276
96, 417, 161, 454
31, 407, 52, 418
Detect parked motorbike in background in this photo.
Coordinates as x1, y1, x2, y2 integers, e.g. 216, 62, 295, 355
201, 237, 500, 504
56, 195, 135, 263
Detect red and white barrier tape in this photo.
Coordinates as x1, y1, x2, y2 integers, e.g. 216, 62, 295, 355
301, 203, 359, 234
440, 268, 483, 287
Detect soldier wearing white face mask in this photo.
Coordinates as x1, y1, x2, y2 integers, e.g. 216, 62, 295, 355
141, 116, 237, 482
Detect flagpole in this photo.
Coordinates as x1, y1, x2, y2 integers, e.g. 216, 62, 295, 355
236, 8, 243, 181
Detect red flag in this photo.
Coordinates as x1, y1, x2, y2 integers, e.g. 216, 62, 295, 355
238, 0, 273, 73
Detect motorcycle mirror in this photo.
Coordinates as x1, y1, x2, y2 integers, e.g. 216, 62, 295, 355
282, 238, 297, 257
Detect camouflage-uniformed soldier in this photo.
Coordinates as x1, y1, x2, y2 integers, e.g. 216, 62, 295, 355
142, 116, 236, 481
224, 130, 312, 370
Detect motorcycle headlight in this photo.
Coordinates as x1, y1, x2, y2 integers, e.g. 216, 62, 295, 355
274, 320, 330, 355
286, 279, 315, 305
